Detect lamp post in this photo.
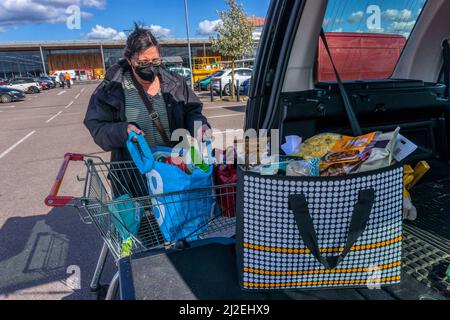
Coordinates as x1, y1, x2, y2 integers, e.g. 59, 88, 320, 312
183, 0, 194, 89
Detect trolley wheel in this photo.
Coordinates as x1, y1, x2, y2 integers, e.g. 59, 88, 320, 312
95, 284, 110, 300
175, 239, 191, 250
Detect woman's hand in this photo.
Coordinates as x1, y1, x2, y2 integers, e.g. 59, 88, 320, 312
127, 124, 143, 135
196, 124, 212, 141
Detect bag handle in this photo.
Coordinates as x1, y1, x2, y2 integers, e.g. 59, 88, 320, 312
129, 70, 172, 146
288, 189, 375, 269
320, 29, 363, 136
126, 132, 155, 174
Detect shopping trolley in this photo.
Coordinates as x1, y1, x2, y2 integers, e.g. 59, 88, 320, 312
45, 153, 237, 300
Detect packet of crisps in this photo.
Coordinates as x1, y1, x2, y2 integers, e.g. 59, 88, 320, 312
330, 132, 378, 154
320, 132, 378, 176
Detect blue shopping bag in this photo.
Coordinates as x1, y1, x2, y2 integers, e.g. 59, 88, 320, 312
126, 132, 215, 242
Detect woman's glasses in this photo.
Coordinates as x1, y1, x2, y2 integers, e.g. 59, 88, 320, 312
134, 58, 162, 67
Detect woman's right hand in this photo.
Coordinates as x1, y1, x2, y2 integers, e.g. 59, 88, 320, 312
127, 124, 143, 135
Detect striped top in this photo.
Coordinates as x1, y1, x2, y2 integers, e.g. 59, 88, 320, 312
122, 71, 171, 147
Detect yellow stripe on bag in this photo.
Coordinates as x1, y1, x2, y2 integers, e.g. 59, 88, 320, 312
243, 276, 401, 289
243, 236, 402, 254
244, 261, 401, 276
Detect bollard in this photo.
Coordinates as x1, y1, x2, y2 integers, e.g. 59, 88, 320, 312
237, 79, 240, 102
210, 79, 214, 102
219, 78, 223, 100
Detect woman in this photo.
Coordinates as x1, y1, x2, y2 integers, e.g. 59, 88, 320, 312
84, 24, 210, 197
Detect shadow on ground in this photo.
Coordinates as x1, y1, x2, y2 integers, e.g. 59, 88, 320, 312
0, 206, 116, 300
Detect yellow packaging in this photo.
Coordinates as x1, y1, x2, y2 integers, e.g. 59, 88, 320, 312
296, 133, 341, 160
408, 161, 430, 190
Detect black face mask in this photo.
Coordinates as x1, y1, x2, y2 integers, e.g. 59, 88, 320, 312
135, 64, 160, 82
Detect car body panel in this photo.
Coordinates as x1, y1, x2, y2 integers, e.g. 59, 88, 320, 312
211, 68, 253, 93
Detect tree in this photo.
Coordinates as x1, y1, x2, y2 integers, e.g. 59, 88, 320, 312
211, 0, 254, 98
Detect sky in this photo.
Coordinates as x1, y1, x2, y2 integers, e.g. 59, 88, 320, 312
0, 0, 270, 42
0, 0, 428, 42
323, 0, 427, 38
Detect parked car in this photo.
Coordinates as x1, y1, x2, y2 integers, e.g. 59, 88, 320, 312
0, 78, 9, 86
0, 86, 26, 103
168, 67, 192, 87
38, 76, 57, 89
8, 78, 41, 94
196, 70, 222, 91
239, 78, 251, 96
244, 0, 450, 300
211, 68, 253, 95
53, 71, 75, 86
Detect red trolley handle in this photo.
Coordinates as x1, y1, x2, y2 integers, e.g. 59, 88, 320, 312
45, 153, 84, 207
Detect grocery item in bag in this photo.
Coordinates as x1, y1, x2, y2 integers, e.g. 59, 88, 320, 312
214, 164, 237, 217
281, 135, 302, 156
357, 128, 399, 173
286, 158, 320, 177
295, 133, 341, 160
320, 132, 377, 176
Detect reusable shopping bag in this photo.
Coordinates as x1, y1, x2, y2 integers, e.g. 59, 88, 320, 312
237, 165, 403, 290
108, 194, 144, 240
126, 132, 215, 242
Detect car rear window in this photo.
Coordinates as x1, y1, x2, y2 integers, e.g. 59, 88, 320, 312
214, 71, 225, 77
318, 0, 427, 82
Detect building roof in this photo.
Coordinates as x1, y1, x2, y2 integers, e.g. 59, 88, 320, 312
0, 38, 213, 51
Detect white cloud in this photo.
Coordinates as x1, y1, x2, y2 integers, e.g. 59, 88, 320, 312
87, 24, 126, 40
147, 24, 171, 38
347, 11, 364, 23
0, 27, 5, 33
389, 20, 416, 32
382, 9, 413, 22
367, 27, 385, 33
0, 0, 105, 27
197, 19, 223, 35
323, 18, 344, 26
82, 0, 106, 9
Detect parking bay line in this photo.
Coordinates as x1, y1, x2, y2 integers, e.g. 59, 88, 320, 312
65, 101, 74, 109
74, 93, 81, 100
46, 111, 63, 123
0, 131, 36, 160
57, 91, 66, 96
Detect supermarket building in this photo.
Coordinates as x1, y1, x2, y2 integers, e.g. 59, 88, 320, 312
0, 38, 218, 79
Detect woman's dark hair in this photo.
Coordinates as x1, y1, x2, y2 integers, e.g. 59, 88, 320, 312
124, 23, 160, 60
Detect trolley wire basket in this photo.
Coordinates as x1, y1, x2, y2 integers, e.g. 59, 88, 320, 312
45, 153, 237, 298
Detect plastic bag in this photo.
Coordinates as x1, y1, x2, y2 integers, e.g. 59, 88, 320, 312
357, 128, 400, 173
286, 158, 320, 177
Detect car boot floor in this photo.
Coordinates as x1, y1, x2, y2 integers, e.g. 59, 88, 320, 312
405, 160, 450, 298
410, 161, 450, 241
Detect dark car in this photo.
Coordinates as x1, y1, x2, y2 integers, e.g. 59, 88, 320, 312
244, 0, 450, 300
36, 79, 50, 90
38, 76, 57, 89
0, 86, 26, 103
239, 78, 251, 96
